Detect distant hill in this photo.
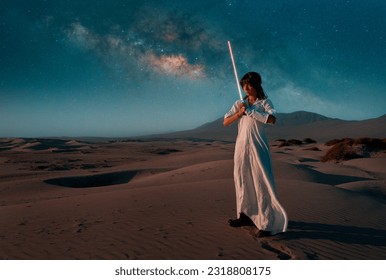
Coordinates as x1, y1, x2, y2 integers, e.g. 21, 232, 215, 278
195, 111, 331, 130
271, 111, 331, 126
140, 111, 386, 143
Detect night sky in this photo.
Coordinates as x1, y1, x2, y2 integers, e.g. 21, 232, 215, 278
1, 0, 385, 137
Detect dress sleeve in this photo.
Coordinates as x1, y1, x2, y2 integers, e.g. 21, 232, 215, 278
224, 100, 242, 119
245, 99, 276, 124
263, 99, 277, 116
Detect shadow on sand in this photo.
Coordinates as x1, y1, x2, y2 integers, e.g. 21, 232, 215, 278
44, 171, 138, 188
282, 221, 386, 247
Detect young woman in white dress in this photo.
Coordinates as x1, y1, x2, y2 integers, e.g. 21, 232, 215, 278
224, 71, 288, 237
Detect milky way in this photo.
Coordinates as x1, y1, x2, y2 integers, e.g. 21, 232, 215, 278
1, 0, 385, 137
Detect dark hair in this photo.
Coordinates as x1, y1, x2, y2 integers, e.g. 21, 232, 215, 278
240, 71, 267, 100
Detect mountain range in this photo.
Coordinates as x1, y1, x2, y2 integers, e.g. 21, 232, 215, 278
146, 111, 386, 143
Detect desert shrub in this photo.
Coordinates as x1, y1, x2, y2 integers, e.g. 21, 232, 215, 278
303, 138, 317, 144
277, 139, 304, 147
322, 138, 386, 162
321, 142, 362, 162
325, 138, 353, 146
353, 138, 386, 150
325, 139, 339, 146
287, 139, 303, 145
303, 147, 321, 151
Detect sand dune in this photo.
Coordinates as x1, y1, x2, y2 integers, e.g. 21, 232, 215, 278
1, 134, 385, 260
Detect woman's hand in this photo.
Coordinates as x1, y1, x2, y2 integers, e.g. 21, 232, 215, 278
238, 102, 246, 116
223, 102, 246, 127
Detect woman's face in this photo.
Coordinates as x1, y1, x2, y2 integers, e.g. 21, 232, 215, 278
242, 83, 257, 98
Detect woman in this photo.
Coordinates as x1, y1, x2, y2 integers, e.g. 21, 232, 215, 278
223, 71, 288, 237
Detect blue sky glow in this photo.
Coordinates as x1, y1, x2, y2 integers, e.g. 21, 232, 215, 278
1, 0, 385, 137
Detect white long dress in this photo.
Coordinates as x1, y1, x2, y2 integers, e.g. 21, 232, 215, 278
225, 99, 288, 235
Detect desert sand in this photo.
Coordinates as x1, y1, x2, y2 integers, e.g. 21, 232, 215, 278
1, 129, 385, 260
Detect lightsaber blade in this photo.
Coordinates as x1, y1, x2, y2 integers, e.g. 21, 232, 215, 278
227, 40, 243, 101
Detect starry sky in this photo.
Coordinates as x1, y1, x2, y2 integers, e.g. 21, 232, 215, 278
1, 0, 385, 137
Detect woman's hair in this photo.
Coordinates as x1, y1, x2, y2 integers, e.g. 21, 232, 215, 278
240, 71, 267, 100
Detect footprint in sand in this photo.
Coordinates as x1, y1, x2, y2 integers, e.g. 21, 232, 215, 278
243, 227, 294, 259
217, 247, 225, 257
76, 223, 87, 233
260, 241, 292, 260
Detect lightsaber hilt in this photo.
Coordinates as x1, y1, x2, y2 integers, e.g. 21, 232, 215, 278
227, 40, 243, 101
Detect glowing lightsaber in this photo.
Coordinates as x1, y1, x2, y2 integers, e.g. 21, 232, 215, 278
227, 40, 243, 101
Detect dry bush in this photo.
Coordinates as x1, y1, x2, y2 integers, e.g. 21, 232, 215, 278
322, 138, 386, 162
303, 138, 317, 144
277, 138, 317, 147
303, 147, 321, 151
278, 139, 304, 147
325, 138, 353, 146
